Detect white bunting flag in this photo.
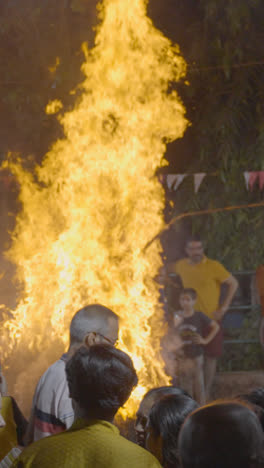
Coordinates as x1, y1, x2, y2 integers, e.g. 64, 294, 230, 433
166, 174, 178, 190
173, 174, 186, 191
244, 172, 250, 190
194, 173, 206, 193
166, 174, 187, 191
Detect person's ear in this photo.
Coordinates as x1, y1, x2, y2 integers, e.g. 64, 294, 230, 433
84, 332, 97, 347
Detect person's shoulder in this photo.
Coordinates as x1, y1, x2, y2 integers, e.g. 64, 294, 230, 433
34, 357, 67, 396
205, 258, 230, 279
117, 435, 161, 466
174, 257, 188, 268
39, 357, 66, 379
204, 256, 219, 265
206, 257, 225, 268
15, 431, 67, 466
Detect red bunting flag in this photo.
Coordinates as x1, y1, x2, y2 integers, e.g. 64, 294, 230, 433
249, 172, 259, 191
259, 172, 264, 191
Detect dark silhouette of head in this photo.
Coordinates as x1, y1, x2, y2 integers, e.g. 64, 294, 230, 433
66, 344, 138, 421
179, 400, 264, 468
241, 388, 264, 410
237, 388, 264, 431
135, 386, 190, 447
146, 393, 199, 468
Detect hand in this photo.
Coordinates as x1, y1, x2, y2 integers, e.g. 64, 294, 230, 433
173, 313, 183, 328
192, 333, 206, 345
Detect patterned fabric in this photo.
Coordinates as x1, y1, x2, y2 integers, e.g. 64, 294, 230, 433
0, 447, 21, 468
30, 355, 74, 441
174, 257, 230, 318
13, 419, 162, 468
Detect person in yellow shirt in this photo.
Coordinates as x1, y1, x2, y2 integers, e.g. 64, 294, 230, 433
0, 390, 28, 466
12, 345, 161, 468
174, 236, 238, 399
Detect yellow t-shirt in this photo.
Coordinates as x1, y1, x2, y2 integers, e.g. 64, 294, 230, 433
0, 397, 18, 460
13, 419, 161, 468
174, 257, 230, 318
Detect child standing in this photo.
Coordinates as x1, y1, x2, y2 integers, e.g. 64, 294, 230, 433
174, 288, 220, 404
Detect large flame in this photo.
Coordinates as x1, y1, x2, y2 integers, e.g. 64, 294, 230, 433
1, 0, 187, 417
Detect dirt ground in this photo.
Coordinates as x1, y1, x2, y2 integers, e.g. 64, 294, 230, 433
211, 371, 264, 400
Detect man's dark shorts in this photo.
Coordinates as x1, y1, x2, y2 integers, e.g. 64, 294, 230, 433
204, 321, 223, 358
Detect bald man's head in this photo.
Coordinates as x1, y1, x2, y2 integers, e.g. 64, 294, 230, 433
69, 304, 119, 348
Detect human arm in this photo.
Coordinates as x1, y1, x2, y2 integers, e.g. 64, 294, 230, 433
23, 410, 34, 446
214, 275, 238, 320
193, 320, 220, 345
10, 398, 28, 446
173, 311, 184, 328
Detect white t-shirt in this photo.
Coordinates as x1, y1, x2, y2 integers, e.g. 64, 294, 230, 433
32, 355, 74, 441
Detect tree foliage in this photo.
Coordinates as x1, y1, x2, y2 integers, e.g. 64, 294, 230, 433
1, 0, 264, 270
148, 0, 264, 270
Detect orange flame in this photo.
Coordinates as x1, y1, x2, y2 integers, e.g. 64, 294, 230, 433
1, 0, 187, 417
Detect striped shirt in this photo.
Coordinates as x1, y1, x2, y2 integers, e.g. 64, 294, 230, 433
31, 355, 74, 441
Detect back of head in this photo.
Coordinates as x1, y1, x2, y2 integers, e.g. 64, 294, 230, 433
238, 390, 264, 431
246, 388, 264, 410
148, 394, 198, 468
143, 386, 190, 404
135, 386, 190, 447
66, 344, 138, 420
179, 401, 264, 468
70, 304, 118, 346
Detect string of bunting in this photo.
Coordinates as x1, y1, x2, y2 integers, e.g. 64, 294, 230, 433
162, 172, 264, 193
144, 200, 264, 252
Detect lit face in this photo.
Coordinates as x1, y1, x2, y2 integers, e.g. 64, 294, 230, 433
0, 393, 6, 428
145, 424, 163, 463
179, 294, 196, 312
135, 395, 156, 447
185, 241, 204, 264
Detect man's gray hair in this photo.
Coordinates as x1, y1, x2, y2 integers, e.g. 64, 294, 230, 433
69, 304, 118, 346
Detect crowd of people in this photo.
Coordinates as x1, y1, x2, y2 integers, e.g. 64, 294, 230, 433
0, 302, 264, 467
1, 237, 264, 466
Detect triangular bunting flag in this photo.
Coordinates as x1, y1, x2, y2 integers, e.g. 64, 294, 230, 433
259, 172, 264, 191
166, 174, 187, 191
166, 174, 178, 190
249, 172, 259, 191
172, 174, 187, 191
194, 173, 206, 193
244, 172, 250, 190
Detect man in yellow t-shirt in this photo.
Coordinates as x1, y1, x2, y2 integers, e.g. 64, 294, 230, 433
13, 345, 161, 468
174, 236, 238, 399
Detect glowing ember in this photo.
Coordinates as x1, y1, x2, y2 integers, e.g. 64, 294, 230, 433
1, 0, 187, 417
